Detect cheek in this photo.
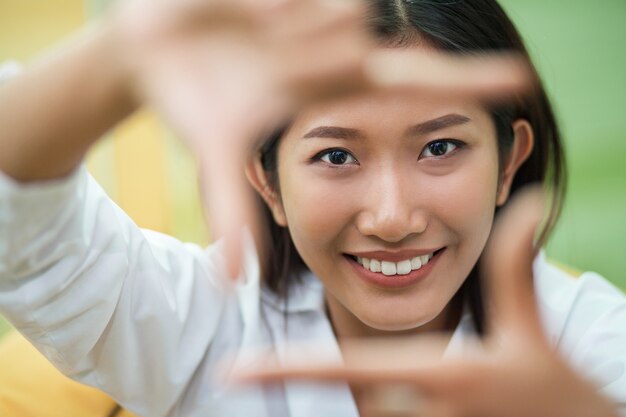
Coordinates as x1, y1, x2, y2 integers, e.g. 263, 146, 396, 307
430, 152, 500, 252
277, 165, 357, 258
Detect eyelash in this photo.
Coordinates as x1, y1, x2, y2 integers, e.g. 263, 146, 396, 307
312, 148, 358, 167
312, 139, 465, 167
419, 139, 465, 159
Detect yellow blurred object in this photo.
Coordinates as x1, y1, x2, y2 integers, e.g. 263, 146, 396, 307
0, 0, 84, 62
86, 110, 209, 245
0, 331, 138, 417
111, 110, 171, 233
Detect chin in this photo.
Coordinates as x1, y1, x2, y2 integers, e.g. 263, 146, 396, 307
355, 309, 441, 333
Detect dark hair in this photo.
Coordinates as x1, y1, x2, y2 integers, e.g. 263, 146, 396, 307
257, 0, 566, 335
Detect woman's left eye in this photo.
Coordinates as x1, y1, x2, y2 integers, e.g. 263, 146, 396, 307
317, 149, 358, 166
420, 139, 462, 159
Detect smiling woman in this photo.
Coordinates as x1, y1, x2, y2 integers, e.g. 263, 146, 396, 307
0, 1, 625, 417
250, 92, 530, 335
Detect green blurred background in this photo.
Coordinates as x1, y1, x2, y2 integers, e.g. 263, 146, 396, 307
501, 0, 626, 288
0, 0, 625, 338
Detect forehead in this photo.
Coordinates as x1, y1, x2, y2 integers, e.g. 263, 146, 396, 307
287, 90, 494, 138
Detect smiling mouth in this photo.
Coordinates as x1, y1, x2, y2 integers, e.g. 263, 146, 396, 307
345, 249, 444, 277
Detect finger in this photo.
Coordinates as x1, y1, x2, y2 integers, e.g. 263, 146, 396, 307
233, 352, 484, 417
229, 338, 498, 417
481, 185, 546, 341
277, 21, 371, 103
258, 0, 371, 105
256, 0, 365, 41
196, 102, 269, 281
199, 156, 258, 281
365, 49, 533, 98
232, 335, 462, 387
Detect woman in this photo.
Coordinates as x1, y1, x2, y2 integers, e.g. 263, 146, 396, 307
0, 0, 623, 416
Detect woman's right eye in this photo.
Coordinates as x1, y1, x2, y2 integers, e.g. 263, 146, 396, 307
317, 149, 358, 166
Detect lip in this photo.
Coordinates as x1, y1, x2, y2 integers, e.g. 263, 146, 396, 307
344, 248, 444, 290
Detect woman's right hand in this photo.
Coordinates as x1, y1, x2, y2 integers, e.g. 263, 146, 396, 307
112, 0, 375, 278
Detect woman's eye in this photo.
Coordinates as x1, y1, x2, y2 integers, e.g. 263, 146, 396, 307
420, 140, 461, 158
318, 149, 357, 165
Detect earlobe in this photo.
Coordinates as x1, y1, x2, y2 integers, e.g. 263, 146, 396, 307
245, 156, 288, 227
496, 119, 535, 206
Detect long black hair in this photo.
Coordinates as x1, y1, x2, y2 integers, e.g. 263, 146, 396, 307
257, 0, 566, 335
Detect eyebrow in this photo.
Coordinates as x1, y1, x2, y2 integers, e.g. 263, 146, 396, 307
301, 113, 471, 140
405, 113, 471, 136
302, 126, 364, 140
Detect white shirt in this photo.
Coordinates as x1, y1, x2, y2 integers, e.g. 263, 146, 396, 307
1, 166, 625, 417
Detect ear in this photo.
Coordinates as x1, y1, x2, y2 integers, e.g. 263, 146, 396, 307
245, 155, 288, 227
496, 119, 535, 206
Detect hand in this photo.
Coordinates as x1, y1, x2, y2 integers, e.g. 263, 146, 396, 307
234, 188, 619, 417
112, 0, 372, 278
112, 0, 533, 279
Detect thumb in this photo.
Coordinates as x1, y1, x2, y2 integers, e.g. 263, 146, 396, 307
199, 144, 260, 281
481, 185, 546, 342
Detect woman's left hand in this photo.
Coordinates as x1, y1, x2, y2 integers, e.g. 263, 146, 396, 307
235, 188, 619, 417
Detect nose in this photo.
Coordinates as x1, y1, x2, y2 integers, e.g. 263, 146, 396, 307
356, 168, 428, 243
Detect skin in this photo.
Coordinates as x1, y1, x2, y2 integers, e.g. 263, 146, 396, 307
249, 88, 533, 338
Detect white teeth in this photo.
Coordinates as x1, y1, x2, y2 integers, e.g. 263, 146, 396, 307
396, 260, 411, 275
362, 258, 370, 269
410, 256, 422, 269
381, 261, 396, 276
353, 252, 437, 276
370, 259, 381, 273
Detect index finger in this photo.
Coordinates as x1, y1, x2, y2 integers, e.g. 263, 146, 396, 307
230, 334, 470, 387
365, 49, 533, 98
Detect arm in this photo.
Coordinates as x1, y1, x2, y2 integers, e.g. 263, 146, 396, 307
0, 0, 372, 186
0, 22, 136, 182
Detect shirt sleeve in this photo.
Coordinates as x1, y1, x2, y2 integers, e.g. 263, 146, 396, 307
564, 273, 626, 416
534, 258, 626, 416
0, 167, 230, 416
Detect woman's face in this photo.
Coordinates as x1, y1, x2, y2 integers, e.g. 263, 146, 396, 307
270, 90, 507, 333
